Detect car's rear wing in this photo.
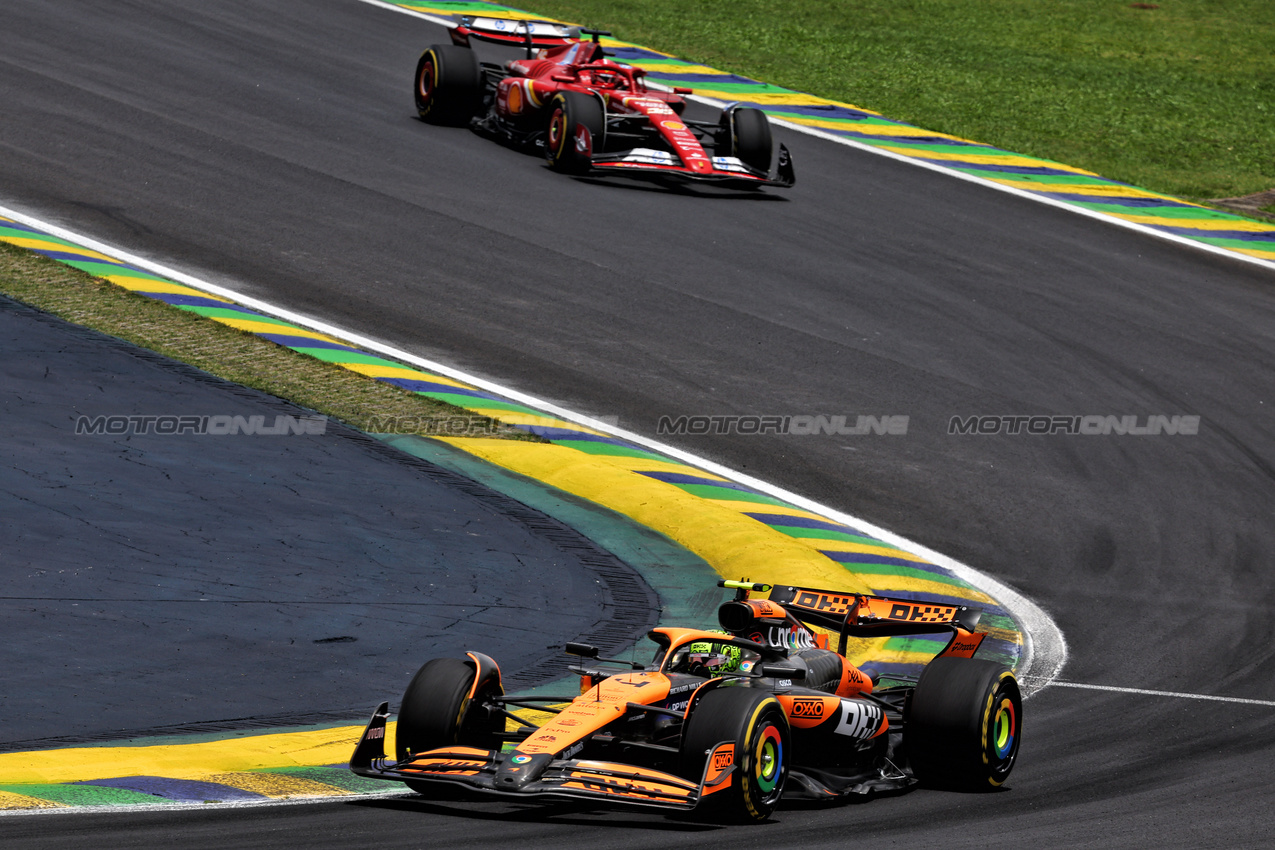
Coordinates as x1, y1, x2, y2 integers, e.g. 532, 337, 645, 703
450, 17, 579, 50
765, 584, 985, 658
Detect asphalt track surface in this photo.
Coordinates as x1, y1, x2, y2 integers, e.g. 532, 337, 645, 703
2, 0, 1273, 846
0, 294, 657, 746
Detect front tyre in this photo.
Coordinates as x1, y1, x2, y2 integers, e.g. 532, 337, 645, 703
680, 687, 789, 822
718, 106, 773, 173
414, 45, 482, 125
545, 91, 605, 174
396, 657, 504, 794
906, 657, 1022, 791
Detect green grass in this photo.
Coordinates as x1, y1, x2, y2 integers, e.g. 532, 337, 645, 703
517, 0, 1274, 201
0, 241, 538, 440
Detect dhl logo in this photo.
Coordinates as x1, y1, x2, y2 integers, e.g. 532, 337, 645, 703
790, 590, 960, 625
794, 591, 857, 614
834, 701, 885, 740
417, 768, 479, 777
564, 775, 691, 798
886, 602, 957, 623
417, 759, 485, 770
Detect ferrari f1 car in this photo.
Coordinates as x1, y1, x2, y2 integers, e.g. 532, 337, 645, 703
350, 580, 1022, 822
412, 17, 795, 188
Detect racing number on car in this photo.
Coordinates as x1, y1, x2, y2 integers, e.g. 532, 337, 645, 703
834, 701, 883, 740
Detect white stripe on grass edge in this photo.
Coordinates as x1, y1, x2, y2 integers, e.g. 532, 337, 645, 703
2, 200, 1068, 693
362, 0, 1275, 275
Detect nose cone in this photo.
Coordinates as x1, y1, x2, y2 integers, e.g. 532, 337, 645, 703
495, 751, 554, 789
690, 158, 711, 173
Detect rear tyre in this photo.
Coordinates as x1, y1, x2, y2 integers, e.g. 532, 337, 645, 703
680, 687, 789, 822
396, 657, 504, 794
906, 657, 1022, 791
414, 45, 482, 125
718, 106, 772, 172
545, 91, 605, 174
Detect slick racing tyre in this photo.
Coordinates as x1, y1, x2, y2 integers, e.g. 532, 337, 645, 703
718, 106, 772, 173
397, 657, 504, 793
545, 91, 605, 174
905, 657, 1022, 791
680, 687, 790, 822
414, 44, 482, 125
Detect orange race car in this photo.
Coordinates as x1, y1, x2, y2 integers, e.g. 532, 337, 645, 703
350, 580, 1022, 822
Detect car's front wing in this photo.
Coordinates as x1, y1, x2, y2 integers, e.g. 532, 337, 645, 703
349, 703, 736, 812
589, 144, 795, 188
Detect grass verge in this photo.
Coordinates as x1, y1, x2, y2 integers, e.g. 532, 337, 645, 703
0, 240, 537, 440
517, 0, 1274, 202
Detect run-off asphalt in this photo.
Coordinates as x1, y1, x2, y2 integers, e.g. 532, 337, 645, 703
0, 295, 651, 746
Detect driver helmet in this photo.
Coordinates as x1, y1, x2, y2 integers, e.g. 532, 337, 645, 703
686, 633, 743, 675
591, 66, 623, 89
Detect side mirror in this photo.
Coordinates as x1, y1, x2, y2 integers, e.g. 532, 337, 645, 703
552, 74, 575, 83
565, 642, 600, 658
566, 642, 643, 669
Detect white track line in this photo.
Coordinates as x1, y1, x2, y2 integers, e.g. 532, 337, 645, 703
763, 117, 1275, 275
1, 199, 1068, 693
1027, 680, 1275, 707
359, 0, 1275, 275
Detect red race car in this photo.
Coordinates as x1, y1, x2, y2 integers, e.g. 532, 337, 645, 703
413, 17, 795, 189
350, 580, 1022, 822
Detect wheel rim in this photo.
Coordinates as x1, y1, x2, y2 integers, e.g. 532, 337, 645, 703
753, 722, 783, 796
418, 56, 436, 103
992, 696, 1017, 759
548, 106, 567, 157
